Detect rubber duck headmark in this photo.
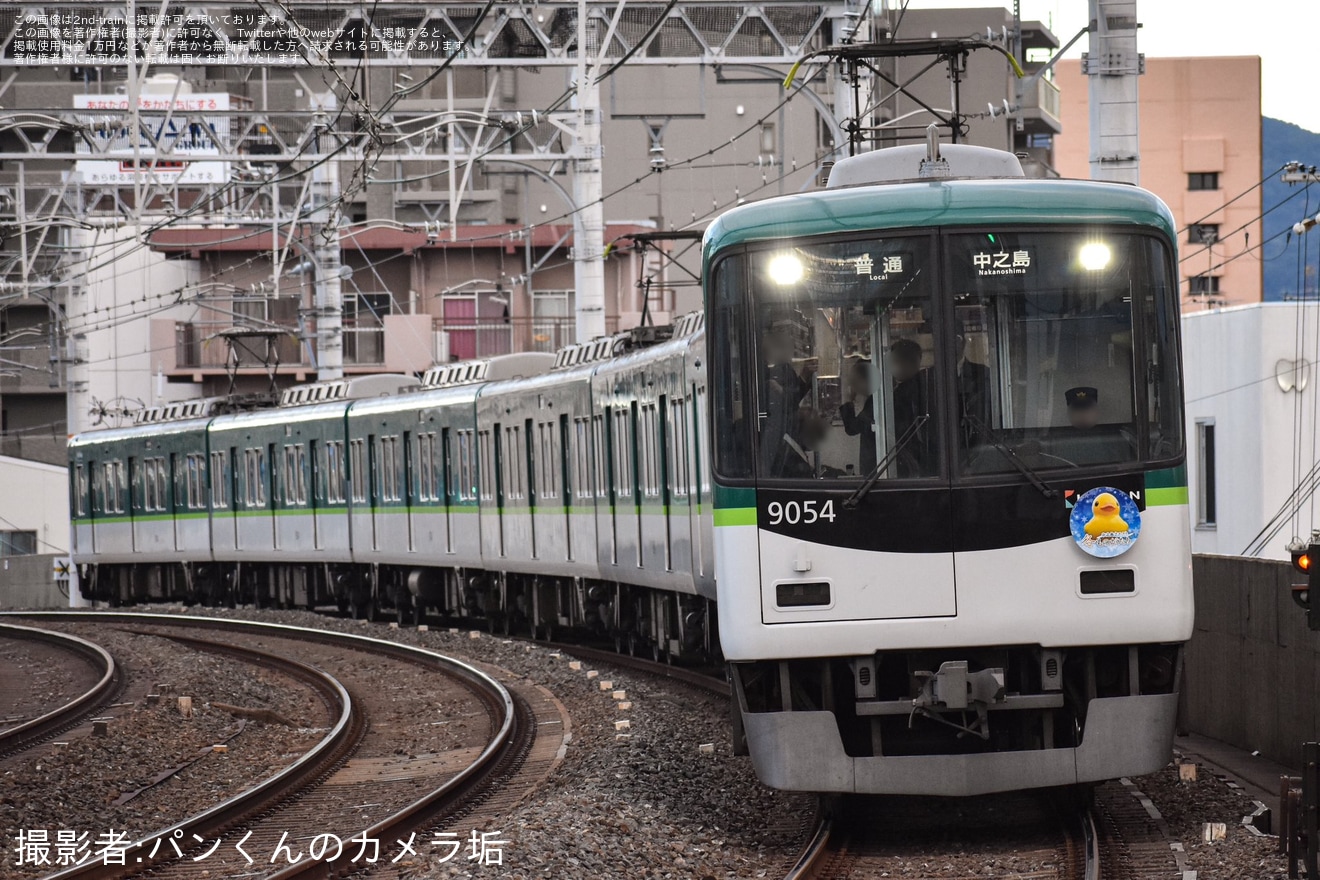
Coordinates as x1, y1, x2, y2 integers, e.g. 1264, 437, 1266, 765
1084, 492, 1129, 537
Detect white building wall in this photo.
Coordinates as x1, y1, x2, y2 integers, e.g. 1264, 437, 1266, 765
1182, 302, 1320, 560
74, 224, 202, 435
0, 454, 69, 555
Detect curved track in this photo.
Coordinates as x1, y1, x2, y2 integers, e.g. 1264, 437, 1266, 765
5, 612, 526, 880
0, 622, 120, 762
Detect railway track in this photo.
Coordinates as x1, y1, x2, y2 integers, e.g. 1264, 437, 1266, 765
786, 792, 1101, 880
0, 622, 120, 763
5, 612, 534, 880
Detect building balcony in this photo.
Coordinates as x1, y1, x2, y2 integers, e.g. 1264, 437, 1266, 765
1017, 76, 1062, 135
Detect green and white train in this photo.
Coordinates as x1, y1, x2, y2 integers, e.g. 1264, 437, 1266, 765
71, 139, 1194, 796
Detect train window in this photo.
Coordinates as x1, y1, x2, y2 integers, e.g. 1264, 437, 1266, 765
593, 415, 608, 499
114, 461, 126, 513
749, 236, 939, 482
455, 430, 473, 501
379, 436, 401, 504
416, 433, 434, 503
670, 398, 690, 499
478, 430, 495, 502
349, 439, 367, 503
74, 465, 87, 516
947, 231, 1183, 474
640, 404, 661, 497
210, 451, 228, 509
574, 417, 593, 500
326, 441, 345, 504
710, 257, 753, 480
538, 422, 558, 499
695, 385, 710, 497
613, 408, 633, 496
186, 454, 205, 509
502, 426, 524, 501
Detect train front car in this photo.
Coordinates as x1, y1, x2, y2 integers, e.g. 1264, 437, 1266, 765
706, 144, 1193, 797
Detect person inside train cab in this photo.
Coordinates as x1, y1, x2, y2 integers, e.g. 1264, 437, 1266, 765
839, 358, 877, 474
760, 325, 811, 471
890, 338, 935, 476
955, 323, 992, 448
1065, 386, 1100, 429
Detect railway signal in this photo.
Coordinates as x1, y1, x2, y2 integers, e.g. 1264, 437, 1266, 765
1289, 541, 1320, 630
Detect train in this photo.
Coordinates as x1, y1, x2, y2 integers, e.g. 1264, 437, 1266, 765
69, 136, 1194, 796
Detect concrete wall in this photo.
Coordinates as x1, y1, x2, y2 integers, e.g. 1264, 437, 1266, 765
0, 553, 68, 609
1184, 554, 1318, 770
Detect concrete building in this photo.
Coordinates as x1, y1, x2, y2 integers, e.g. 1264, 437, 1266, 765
1181, 302, 1320, 561
1054, 56, 1264, 308
0, 454, 70, 607
0, 4, 1056, 459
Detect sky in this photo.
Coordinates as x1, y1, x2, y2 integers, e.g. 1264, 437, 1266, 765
900, 1, 1319, 134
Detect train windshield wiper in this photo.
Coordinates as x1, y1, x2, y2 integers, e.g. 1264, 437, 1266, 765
842, 415, 930, 510
964, 415, 1059, 499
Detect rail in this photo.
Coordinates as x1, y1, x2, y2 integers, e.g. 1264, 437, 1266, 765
4, 612, 521, 880
0, 622, 119, 760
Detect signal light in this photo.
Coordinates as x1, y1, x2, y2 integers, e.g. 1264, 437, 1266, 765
1290, 543, 1320, 631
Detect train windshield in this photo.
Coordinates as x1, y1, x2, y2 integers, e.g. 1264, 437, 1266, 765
948, 230, 1182, 476
747, 236, 942, 482
716, 229, 1182, 485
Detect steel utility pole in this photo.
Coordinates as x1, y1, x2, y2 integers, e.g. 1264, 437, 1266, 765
1084, 0, 1143, 184
311, 100, 344, 381
571, 0, 607, 343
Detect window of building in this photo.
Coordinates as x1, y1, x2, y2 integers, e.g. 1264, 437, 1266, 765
1188, 224, 1220, 245
0, 530, 36, 556
1188, 172, 1220, 191
1189, 275, 1222, 296
1196, 420, 1217, 527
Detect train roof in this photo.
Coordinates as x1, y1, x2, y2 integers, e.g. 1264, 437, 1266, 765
70, 415, 213, 448
702, 177, 1177, 259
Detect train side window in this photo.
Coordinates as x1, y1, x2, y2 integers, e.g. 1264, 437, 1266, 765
210, 451, 227, 509
296, 445, 307, 505
709, 256, 753, 479
325, 441, 343, 504
74, 464, 87, 516
592, 414, 608, 499
613, 408, 633, 496
478, 430, 495, 502
349, 439, 366, 503
670, 398, 690, 498
574, 417, 592, 500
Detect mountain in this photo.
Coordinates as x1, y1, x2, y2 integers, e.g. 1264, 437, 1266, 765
1263, 117, 1320, 300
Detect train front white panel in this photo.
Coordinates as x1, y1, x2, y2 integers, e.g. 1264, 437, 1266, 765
717, 504, 1193, 661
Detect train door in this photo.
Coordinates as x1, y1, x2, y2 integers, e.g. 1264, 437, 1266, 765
524, 418, 537, 559
600, 410, 617, 565
309, 438, 322, 549
367, 434, 380, 551
492, 424, 506, 557
692, 384, 710, 579
267, 442, 279, 549
170, 452, 183, 551
127, 456, 140, 552
441, 428, 454, 553
83, 459, 96, 554
629, 402, 642, 566
403, 431, 416, 553
657, 395, 673, 571
559, 414, 572, 560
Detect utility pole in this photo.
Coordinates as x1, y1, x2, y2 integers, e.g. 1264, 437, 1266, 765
66, 226, 90, 607
1083, 0, 1143, 184
571, 0, 607, 342
311, 99, 344, 381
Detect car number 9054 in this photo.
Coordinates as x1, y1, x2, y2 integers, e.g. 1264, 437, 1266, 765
764, 499, 836, 526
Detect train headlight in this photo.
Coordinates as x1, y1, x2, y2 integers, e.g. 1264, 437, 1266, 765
767, 253, 805, 285
1079, 242, 1111, 271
